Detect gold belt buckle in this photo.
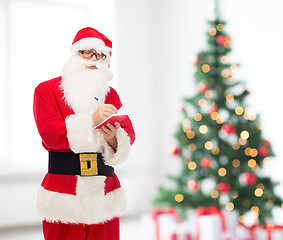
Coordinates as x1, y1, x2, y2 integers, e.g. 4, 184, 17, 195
79, 153, 98, 176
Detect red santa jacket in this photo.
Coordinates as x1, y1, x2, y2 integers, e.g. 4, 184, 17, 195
33, 77, 135, 224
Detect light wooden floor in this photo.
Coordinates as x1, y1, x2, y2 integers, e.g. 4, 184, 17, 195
0, 218, 141, 240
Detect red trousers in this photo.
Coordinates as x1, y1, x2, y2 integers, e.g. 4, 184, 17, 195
42, 218, 119, 240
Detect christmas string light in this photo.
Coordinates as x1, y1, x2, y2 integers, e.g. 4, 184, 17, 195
188, 161, 197, 170
221, 56, 228, 64
199, 125, 208, 134
218, 168, 227, 176
251, 206, 259, 212
209, 27, 217, 36
226, 93, 234, 102
245, 147, 251, 156
239, 138, 247, 145
235, 106, 244, 115
226, 203, 234, 211
205, 141, 213, 150
182, 119, 191, 127
211, 190, 219, 198
175, 194, 184, 202
205, 90, 213, 98
248, 159, 257, 168
224, 36, 231, 48
232, 143, 240, 150
187, 131, 195, 139
198, 99, 207, 106
216, 118, 224, 124
221, 69, 231, 78
256, 183, 264, 189
263, 157, 269, 164
240, 130, 249, 140
231, 191, 239, 199
216, 24, 224, 31
183, 126, 191, 133
211, 112, 219, 120
188, 143, 197, 151
250, 149, 258, 157
194, 113, 202, 121
230, 65, 238, 72
202, 64, 211, 73
255, 188, 263, 197
239, 216, 244, 223
212, 146, 220, 155
232, 159, 240, 168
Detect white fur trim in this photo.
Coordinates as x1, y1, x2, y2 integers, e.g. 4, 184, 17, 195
102, 128, 132, 167
36, 176, 126, 224
65, 111, 105, 153
71, 37, 111, 56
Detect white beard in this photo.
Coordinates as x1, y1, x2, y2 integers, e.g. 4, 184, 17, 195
60, 54, 113, 114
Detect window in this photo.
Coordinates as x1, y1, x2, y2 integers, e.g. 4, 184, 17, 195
0, 0, 116, 173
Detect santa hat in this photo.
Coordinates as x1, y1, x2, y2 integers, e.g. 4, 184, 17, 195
71, 27, 112, 56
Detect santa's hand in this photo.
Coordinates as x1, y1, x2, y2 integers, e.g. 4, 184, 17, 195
100, 122, 121, 150
92, 104, 117, 126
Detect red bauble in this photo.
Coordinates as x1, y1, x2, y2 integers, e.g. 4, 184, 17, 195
258, 145, 270, 157
263, 140, 270, 146
198, 82, 210, 93
217, 182, 231, 193
221, 124, 237, 134
201, 157, 212, 169
177, 104, 184, 112
241, 172, 257, 186
195, 57, 201, 65
209, 106, 219, 115
216, 35, 226, 45
168, 146, 180, 156
188, 180, 199, 192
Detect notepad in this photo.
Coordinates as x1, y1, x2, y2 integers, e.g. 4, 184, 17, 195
94, 114, 129, 129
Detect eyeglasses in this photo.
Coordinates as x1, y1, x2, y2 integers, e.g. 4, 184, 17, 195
79, 50, 106, 60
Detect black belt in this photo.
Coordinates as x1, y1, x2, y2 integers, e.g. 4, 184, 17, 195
48, 152, 114, 177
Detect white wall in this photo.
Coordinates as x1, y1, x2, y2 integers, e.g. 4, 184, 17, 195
1, 0, 283, 228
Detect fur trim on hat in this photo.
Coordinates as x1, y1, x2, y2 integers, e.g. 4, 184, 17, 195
71, 37, 111, 56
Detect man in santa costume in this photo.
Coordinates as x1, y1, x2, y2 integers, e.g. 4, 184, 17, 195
33, 27, 135, 240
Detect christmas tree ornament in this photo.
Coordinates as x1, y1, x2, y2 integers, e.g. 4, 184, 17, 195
187, 180, 199, 192
200, 157, 212, 168
240, 172, 257, 186
195, 57, 201, 65
217, 182, 231, 193
221, 124, 237, 134
216, 35, 226, 45
258, 145, 270, 157
198, 82, 210, 93
168, 146, 180, 156
209, 106, 219, 115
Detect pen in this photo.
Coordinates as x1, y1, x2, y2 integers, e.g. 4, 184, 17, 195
94, 97, 103, 105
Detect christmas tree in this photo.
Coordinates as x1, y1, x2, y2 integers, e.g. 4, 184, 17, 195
154, 1, 282, 225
